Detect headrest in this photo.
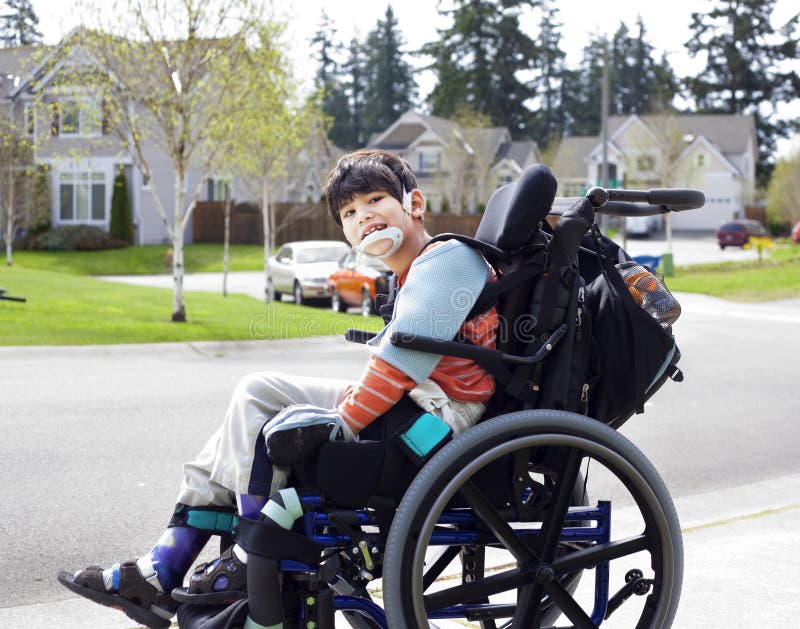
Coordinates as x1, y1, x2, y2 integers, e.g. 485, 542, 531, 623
475, 164, 557, 251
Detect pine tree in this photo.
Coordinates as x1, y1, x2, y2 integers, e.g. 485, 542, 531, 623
361, 6, 417, 141
109, 171, 133, 243
527, 2, 567, 145
560, 39, 604, 137
425, 0, 538, 135
343, 37, 366, 145
0, 0, 42, 47
610, 17, 678, 115
685, 0, 800, 186
311, 11, 353, 148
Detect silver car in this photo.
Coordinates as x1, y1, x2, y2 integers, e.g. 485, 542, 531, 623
267, 240, 350, 305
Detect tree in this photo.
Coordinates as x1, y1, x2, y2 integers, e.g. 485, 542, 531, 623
361, 6, 416, 141
766, 149, 800, 230
0, 116, 32, 265
109, 170, 133, 243
223, 23, 322, 302
69, 0, 281, 321
425, 0, 538, 135
311, 11, 352, 148
527, 1, 567, 146
685, 0, 800, 186
560, 38, 604, 137
608, 19, 678, 116
0, 0, 42, 47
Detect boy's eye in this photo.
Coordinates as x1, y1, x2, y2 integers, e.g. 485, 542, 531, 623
341, 208, 355, 219
369, 195, 383, 204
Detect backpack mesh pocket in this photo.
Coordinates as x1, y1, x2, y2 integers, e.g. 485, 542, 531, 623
616, 262, 681, 328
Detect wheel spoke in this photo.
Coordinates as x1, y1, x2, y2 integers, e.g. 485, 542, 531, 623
545, 578, 598, 628
459, 480, 539, 565
422, 546, 462, 591
553, 534, 651, 576
533, 448, 583, 562
424, 567, 531, 611
510, 583, 546, 627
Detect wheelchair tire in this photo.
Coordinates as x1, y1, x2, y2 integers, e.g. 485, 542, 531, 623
382, 410, 683, 628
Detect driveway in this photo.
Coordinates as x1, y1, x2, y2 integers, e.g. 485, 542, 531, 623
613, 229, 762, 266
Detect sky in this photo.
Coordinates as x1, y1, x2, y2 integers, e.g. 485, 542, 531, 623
21, 0, 800, 154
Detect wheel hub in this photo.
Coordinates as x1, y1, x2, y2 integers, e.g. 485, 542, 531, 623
534, 564, 554, 584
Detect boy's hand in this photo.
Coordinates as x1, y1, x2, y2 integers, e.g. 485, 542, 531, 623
264, 405, 354, 467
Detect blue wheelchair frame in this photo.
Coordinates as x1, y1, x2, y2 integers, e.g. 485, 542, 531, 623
278, 495, 613, 627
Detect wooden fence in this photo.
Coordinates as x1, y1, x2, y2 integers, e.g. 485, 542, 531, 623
193, 201, 484, 247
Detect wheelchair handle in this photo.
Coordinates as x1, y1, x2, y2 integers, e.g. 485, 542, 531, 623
345, 328, 378, 344
390, 324, 567, 367
552, 187, 705, 217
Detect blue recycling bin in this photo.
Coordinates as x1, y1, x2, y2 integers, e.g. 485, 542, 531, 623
632, 254, 661, 272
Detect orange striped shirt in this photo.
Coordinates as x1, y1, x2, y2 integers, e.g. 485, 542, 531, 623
338, 245, 498, 433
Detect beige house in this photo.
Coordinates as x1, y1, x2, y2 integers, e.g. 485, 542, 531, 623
551, 114, 757, 230
367, 111, 541, 213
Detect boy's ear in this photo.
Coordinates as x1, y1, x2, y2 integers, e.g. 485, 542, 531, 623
410, 189, 426, 218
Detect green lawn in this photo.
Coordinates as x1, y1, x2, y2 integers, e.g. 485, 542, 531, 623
3, 242, 799, 346
0, 266, 383, 346
10, 244, 267, 275
664, 244, 800, 301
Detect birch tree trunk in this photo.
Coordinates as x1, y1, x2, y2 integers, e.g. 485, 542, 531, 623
5, 178, 15, 266
262, 175, 272, 304
223, 199, 231, 297
172, 175, 187, 322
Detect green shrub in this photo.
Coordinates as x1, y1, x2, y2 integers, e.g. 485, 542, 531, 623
109, 171, 133, 243
440, 197, 451, 213
28, 164, 52, 234
28, 225, 129, 251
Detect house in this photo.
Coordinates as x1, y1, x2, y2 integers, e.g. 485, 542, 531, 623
367, 111, 541, 213
551, 114, 758, 230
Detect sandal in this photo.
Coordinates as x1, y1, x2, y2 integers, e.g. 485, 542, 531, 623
57, 561, 174, 629
171, 546, 247, 606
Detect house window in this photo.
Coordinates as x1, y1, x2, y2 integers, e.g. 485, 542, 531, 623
499, 174, 514, 187
59, 172, 106, 222
206, 178, 230, 201
24, 104, 34, 134
637, 155, 655, 171
53, 97, 103, 136
697, 153, 706, 167
419, 151, 440, 173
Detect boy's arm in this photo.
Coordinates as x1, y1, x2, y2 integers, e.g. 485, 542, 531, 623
340, 241, 491, 434
372, 240, 490, 382
338, 356, 416, 433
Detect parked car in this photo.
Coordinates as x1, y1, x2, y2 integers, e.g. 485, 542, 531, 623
716, 219, 767, 249
267, 240, 350, 305
625, 215, 662, 237
327, 249, 392, 316
792, 221, 800, 244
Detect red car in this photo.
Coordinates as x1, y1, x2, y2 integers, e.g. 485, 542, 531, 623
791, 221, 800, 244
327, 250, 392, 316
716, 219, 767, 249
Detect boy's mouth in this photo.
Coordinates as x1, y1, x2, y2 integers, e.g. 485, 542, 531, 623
360, 224, 388, 240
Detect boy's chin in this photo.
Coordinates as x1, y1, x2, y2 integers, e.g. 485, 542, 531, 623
363, 241, 393, 257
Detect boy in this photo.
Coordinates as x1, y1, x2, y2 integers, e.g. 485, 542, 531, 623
58, 149, 499, 628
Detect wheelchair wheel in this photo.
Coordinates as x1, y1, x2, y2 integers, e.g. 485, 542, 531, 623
383, 410, 683, 628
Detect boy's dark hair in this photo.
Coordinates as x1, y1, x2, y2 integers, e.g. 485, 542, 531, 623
326, 149, 418, 225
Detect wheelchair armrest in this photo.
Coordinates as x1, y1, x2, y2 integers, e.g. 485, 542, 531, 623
345, 328, 378, 344
389, 324, 567, 367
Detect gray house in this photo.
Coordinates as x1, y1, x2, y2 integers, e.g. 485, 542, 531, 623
551, 114, 757, 230
0, 39, 220, 246
367, 110, 541, 213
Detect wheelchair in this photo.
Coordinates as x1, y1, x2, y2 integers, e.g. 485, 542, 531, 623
180, 166, 704, 629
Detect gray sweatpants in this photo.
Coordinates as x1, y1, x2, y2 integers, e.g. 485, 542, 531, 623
177, 371, 485, 507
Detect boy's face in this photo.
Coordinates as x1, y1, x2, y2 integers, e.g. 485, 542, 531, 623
338, 190, 413, 258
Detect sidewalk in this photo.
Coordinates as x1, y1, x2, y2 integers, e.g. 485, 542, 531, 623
6, 473, 798, 628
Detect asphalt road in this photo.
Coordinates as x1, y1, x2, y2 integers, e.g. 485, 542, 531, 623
1, 294, 799, 627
